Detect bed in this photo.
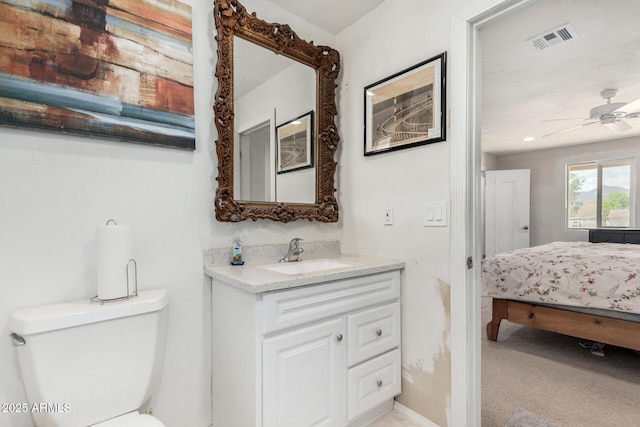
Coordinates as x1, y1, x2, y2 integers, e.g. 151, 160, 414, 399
482, 229, 640, 352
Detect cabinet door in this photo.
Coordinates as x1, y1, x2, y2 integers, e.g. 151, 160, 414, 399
263, 318, 345, 427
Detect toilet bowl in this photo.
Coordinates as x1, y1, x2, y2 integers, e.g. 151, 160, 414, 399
9, 289, 169, 427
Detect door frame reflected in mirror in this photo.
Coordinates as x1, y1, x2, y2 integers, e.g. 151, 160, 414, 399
213, 0, 341, 223
237, 118, 273, 202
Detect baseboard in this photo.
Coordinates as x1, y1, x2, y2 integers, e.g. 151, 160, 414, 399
393, 401, 440, 427
210, 402, 437, 427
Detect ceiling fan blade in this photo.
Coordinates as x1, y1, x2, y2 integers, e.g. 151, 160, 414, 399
604, 119, 632, 132
614, 96, 640, 115
541, 118, 587, 122
542, 121, 599, 138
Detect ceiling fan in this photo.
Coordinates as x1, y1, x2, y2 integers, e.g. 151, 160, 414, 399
543, 88, 640, 137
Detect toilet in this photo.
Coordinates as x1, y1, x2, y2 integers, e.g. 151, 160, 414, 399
9, 289, 169, 427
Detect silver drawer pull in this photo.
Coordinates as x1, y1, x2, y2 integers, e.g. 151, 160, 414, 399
377, 380, 383, 387
376, 329, 382, 337
336, 334, 343, 342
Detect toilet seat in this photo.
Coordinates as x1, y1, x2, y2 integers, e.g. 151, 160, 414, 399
92, 411, 166, 427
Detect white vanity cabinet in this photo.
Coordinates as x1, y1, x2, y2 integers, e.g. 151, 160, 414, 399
210, 269, 402, 427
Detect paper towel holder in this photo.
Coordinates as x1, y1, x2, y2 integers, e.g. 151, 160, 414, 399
91, 258, 138, 304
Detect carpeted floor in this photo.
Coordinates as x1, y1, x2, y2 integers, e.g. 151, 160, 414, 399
481, 297, 640, 427
504, 408, 559, 427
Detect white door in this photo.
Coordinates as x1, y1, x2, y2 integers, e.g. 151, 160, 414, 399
263, 318, 345, 427
484, 169, 530, 256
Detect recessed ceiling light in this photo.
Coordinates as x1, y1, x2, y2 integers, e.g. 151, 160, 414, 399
522, 136, 536, 142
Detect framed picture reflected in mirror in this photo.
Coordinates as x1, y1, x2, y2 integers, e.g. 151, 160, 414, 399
276, 111, 314, 174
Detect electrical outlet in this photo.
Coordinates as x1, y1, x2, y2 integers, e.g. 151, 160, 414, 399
384, 205, 393, 225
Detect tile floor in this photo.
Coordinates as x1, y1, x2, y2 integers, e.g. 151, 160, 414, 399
367, 409, 424, 426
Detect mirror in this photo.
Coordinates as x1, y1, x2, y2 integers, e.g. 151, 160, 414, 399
233, 36, 316, 204
213, 0, 341, 222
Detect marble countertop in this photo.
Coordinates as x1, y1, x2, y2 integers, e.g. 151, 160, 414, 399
204, 251, 405, 294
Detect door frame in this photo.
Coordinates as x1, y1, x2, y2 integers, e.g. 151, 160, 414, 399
449, 0, 533, 425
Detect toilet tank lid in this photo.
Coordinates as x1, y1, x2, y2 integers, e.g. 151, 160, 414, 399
9, 289, 168, 336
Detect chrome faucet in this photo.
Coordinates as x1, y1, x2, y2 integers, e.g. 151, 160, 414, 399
280, 238, 304, 262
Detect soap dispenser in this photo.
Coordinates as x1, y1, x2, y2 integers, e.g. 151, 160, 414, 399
231, 239, 244, 265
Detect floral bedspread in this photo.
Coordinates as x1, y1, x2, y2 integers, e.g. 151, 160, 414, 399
481, 241, 640, 314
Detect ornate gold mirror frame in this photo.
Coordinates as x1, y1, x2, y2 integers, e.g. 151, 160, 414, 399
213, 0, 341, 223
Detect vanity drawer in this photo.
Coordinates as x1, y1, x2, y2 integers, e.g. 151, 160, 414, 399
347, 302, 400, 367
262, 271, 400, 334
347, 348, 401, 421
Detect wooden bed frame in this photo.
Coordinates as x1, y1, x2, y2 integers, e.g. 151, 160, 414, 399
486, 229, 640, 352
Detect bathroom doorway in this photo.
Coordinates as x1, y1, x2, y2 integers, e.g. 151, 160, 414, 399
449, 0, 535, 424
238, 120, 272, 201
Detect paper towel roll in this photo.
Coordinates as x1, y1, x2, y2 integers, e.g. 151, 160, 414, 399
96, 223, 133, 300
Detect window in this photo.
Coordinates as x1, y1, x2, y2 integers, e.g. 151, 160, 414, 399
567, 159, 634, 229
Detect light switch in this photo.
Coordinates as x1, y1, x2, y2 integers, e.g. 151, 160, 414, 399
426, 207, 434, 221
435, 207, 442, 221
424, 201, 447, 227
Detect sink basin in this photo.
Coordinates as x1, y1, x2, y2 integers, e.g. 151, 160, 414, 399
264, 258, 355, 275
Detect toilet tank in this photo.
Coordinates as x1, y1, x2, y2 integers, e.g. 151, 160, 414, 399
9, 289, 168, 427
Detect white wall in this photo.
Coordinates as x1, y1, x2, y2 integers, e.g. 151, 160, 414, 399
336, 0, 473, 425
481, 152, 498, 171
494, 137, 640, 246
0, 1, 338, 427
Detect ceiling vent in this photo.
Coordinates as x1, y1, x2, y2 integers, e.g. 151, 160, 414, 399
526, 23, 578, 51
